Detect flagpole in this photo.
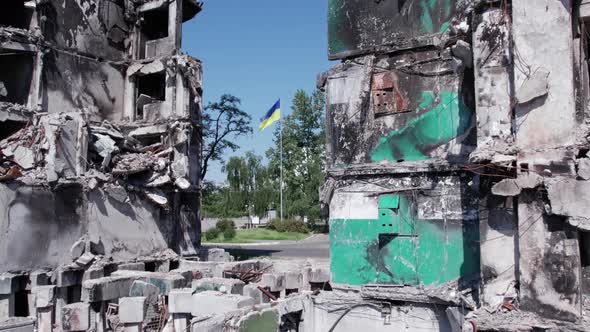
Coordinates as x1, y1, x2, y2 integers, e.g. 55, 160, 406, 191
279, 101, 284, 222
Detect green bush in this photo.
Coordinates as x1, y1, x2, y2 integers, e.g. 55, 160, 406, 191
205, 227, 220, 240
223, 227, 237, 240
216, 219, 235, 233
266, 219, 309, 234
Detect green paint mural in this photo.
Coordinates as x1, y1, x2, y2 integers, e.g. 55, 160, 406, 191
420, 0, 453, 33
330, 194, 480, 286
370, 91, 473, 163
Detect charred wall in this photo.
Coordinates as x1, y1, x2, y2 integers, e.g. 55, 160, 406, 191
322, 0, 590, 330
0, 0, 203, 274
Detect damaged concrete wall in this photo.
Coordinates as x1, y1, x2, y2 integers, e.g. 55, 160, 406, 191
0, 0, 203, 275
0, 183, 85, 272
329, 173, 480, 287
42, 52, 126, 122
322, 0, 590, 330
37, 0, 131, 61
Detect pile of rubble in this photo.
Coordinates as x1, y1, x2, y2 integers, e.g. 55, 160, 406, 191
0, 248, 331, 332
0, 113, 197, 208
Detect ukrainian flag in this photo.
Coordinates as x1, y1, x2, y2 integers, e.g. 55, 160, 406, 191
259, 99, 281, 130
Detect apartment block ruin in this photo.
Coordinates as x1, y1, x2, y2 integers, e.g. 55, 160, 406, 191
0, 0, 205, 330
317, 0, 590, 330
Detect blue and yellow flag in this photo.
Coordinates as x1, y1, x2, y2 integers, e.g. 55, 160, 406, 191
259, 99, 281, 130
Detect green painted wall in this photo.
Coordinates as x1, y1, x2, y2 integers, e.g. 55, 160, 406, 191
330, 194, 480, 286
370, 91, 473, 163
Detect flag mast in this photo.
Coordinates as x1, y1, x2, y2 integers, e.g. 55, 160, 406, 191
279, 100, 284, 222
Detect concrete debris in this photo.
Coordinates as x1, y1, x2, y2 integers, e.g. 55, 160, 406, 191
105, 184, 128, 204
578, 157, 590, 180
74, 252, 96, 268
192, 277, 245, 295
175, 177, 191, 190
516, 69, 550, 104
491, 173, 544, 196
91, 133, 119, 158
0, 82, 7, 97
69, 239, 86, 261
146, 173, 171, 187
61, 303, 90, 331
129, 280, 160, 298
451, 40, 473, 68
12, 146, 35, 170
146, 189, 168, 206
546, 178, 590, 230
112, 153, 156, 176
191, 291, 254, 318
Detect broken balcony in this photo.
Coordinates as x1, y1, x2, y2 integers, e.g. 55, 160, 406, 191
136, 1, 180, 60
0, 44, 39, 124
124, 56, 202, 122
136, 72, 167, 121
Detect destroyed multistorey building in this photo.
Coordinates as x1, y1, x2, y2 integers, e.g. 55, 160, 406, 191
0, 0, 206, 329
0, 2, 334, 332
317, 0, 590, 331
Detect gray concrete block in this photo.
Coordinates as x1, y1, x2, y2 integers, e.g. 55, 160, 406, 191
55, 270, 83, 288
129, 281, 159, 298
200, 248, 232, 262
176, 260, 217, 278
69, 240, 85, 261
27, 272, 50, 291
168, 289, 192, 314
261, 273, 285, 292
32, 286, 55, 308
242, 284, 262, 304
82, 276, 135, 302
111, 271, 187, 295
0, 275, 20, 295
62, 303, 90, 331
192, 278, 244, 295
0, 317, 35, 332
285, 272, 303, 290
0, 294, 15, 319
118, 297, 146, 324
191, 291, 254, 317
82, 268, 104, 283
117, 262, 145, 272
578, 158, 590, 180
310, 268, 330, 283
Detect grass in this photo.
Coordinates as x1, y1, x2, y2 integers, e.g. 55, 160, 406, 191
202, 228, 309, 244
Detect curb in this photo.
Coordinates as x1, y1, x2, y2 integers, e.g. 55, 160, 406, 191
202, 241, 283, 247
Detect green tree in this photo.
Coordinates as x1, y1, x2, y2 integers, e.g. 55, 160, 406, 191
266, 89, 325, 223
201, 94, 252, 180
223, 152, 277, 217
201, 181, 243, 218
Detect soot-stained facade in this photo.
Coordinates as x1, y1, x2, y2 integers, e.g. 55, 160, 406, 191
320, 0, 590, 330
0, 1, 202, 273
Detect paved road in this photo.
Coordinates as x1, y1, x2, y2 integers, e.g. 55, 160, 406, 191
202, 234, 330, 260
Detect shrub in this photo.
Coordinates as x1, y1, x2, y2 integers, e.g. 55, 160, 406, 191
205, 227, 220, 240
223, 227, 237, 240
216, 219, 235, 233
266, 218, 309, 234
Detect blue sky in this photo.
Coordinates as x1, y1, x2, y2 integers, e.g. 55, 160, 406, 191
182, 0, 333, 183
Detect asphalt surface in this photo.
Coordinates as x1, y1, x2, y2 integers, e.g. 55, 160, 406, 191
202, 234, 330, 260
